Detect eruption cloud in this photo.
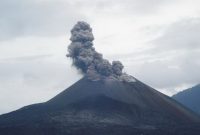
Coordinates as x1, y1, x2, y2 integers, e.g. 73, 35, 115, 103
67, 21, 136, 82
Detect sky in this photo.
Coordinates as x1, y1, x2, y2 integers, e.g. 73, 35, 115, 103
0, 0, 200, 114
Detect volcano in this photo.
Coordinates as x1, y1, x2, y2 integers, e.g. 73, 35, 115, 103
0, 77, 200, 135
1, 21, 200, 134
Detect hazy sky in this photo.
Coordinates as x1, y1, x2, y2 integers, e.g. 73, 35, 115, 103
0, 0, 200, 114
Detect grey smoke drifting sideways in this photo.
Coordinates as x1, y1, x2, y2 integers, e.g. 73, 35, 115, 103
67, 21, 135, 82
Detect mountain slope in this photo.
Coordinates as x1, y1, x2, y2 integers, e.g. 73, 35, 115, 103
0, 77, 200, 135
172, 84, 200, 115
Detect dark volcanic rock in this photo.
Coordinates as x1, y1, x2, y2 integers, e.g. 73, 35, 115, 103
0, 77, 200, 135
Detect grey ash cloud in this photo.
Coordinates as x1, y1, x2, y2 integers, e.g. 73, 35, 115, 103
67, 21, 135, 82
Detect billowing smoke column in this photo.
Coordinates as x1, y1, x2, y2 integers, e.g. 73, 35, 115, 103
67, 21, 135, 82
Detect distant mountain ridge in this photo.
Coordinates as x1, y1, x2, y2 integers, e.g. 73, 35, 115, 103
172, 84, 200, 115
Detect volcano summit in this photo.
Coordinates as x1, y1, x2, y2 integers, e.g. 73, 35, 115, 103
0, 22, 200, 135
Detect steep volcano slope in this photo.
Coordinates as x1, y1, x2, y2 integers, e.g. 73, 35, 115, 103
46, 77, 199, 124
0, 78, 199, 135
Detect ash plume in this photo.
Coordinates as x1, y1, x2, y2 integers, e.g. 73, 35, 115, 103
67, 21, 135, 82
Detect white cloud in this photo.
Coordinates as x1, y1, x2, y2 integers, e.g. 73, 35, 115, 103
125, 18, 200, 95
0, 53, 82, 114
0, 0, 86, 40
0, 36, 82, 114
